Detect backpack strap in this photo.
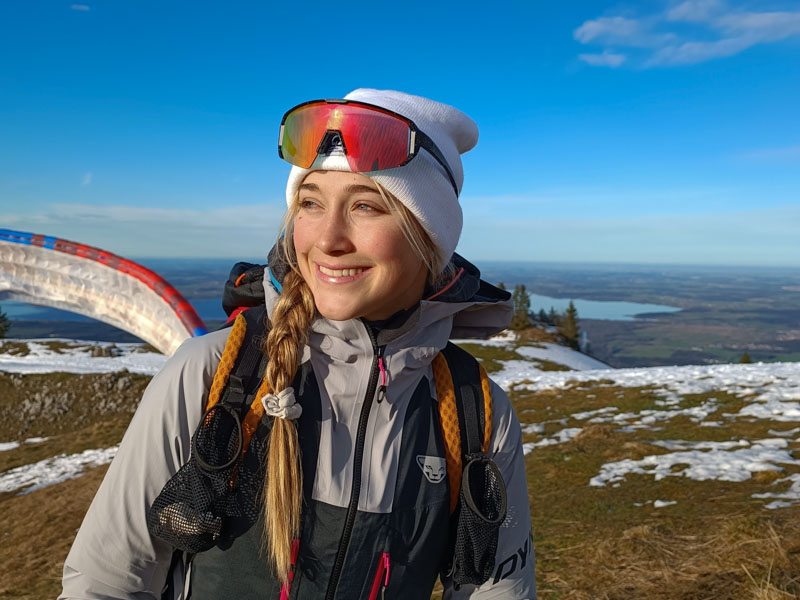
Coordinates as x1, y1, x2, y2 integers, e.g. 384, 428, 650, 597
205, 306, 271, 456
432, 342, 493, 514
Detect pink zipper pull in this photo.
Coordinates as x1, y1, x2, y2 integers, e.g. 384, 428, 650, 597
377, 353, 388, 403
368, 552, 391, 600
383, 552, 391, 587
279, 539, 301, 600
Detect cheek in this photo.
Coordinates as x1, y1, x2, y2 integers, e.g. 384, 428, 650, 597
376, 232, 424, 275
292, 217, 312, 255
362, 226, 410, 262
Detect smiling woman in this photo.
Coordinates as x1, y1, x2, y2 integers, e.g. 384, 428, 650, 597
292, 171, 429, 321
60, 89, 537, 600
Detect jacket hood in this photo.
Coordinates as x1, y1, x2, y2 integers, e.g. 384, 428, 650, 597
258, 247, 512, 342
220, 247, 511, 368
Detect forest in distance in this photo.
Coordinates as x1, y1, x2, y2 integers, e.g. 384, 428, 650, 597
479, 261, 800, 368
4, 259, 800, 369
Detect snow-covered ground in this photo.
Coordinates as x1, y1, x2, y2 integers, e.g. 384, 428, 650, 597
0, 446, 118, 495
0, 338, 166, 375
2, 335, 800, 510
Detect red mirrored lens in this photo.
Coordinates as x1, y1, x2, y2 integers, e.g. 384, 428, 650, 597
338, 105, 411, 172
280, 102, 412, 172
281, 103, 334, 168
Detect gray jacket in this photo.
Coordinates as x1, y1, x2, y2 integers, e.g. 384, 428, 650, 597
60, 260, 537, 599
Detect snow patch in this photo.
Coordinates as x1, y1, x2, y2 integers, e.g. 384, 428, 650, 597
523, 427, 583, 454
653, 499, 677, 508
0, 338, 166, 375
590, 438, 798, 488
0, 446, 118, 495
0, 436, 51, 452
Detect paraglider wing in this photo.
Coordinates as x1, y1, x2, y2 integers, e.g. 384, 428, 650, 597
0, 229, 208, 356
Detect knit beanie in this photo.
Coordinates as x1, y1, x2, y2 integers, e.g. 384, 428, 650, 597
284, 89, 479, 271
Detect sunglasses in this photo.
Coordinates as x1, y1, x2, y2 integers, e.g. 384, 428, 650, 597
278, 99, 459, 196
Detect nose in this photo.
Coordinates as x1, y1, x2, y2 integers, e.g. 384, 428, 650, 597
315, 208, 355, 256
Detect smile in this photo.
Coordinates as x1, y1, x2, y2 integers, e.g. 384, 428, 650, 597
319, 265, 365, 277
316, 264, 371, 282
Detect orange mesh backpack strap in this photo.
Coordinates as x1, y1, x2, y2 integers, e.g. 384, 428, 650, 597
214, 306, 271, 455
148, 305, 271, 554
205, 311, 248, 412
433, 343, 494, 513
439, 342, 491, 458
432, 352, 462, 514
436, 342, 506, 588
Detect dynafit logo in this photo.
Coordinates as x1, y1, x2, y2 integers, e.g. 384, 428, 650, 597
416, 455, 446, 483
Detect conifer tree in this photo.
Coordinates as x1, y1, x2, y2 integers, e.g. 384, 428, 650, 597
538, 309, 548, 325
510, 284, 531, 330
0, 305, 9, 339
560, 300, 580, 350
739, 352, 752, 364
497, 282, 506, 291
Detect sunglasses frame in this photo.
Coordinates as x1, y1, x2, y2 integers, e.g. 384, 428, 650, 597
279, 99, 459, 196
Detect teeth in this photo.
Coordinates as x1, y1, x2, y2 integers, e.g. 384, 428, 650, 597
319, 265, 365, 278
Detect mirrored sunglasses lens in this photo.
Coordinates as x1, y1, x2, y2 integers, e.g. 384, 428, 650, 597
281, 104, 332, 168
340, 107, 411, 172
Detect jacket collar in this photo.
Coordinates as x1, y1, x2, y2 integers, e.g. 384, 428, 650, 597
263, 250, 513, 367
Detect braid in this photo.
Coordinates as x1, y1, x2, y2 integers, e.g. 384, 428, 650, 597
262, 269, 315, 582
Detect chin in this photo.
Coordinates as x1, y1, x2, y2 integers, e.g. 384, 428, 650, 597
315, 304, 362, 322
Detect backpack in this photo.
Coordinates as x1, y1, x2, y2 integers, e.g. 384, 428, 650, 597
150, 263, 507, 593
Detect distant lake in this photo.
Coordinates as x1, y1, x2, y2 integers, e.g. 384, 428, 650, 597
528, 293, 682, 321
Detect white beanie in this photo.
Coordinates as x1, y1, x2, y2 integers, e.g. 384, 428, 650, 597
284, 88, 479, 270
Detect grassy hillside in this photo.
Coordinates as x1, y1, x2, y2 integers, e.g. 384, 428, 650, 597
2, 338, 799, 599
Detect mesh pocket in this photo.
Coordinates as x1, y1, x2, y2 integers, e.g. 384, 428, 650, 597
147, 404, 269, 553
450, 454, 507, 587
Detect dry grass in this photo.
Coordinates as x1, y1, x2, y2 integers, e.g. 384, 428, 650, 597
0, 465, 109, 600
536, 516, 800, 599
0, 341, 31, 356
3, 365, 800, 599
516, 327, 561, 345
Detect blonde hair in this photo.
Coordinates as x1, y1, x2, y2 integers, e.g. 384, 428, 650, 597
261, 178, 453, 582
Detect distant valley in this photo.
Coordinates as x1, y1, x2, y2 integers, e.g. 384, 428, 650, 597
3, 260, 799, 368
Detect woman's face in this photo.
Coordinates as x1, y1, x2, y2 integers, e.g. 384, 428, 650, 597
292, 170, 429, 322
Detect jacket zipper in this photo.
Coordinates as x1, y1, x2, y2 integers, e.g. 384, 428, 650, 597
367, 552, 391, 600
324, 326, 384, 600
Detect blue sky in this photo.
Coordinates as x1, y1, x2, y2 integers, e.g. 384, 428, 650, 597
1, 0, 799, 266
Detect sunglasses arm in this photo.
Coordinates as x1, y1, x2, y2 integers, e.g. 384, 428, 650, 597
414, 130, 460, 197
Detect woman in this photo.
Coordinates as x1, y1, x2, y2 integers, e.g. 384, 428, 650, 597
60, 89, 536, 599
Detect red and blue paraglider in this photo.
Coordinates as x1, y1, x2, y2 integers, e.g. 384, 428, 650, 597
0, 229, 208, 356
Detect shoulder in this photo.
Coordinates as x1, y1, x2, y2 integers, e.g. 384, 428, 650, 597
485, 377, 524, 460
166, 327, 230, 373
149, 328, 231, 392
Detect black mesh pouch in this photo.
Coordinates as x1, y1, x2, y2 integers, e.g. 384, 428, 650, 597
450, 453, 508, 587
147, 402, 270, 553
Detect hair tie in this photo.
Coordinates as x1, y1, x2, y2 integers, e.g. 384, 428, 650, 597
260, 387, 302, 420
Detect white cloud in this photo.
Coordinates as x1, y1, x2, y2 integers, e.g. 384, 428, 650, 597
667, 0, 724, 22
578, 51, 627, 67
82, 172, 92, 186
574, 16, 641, 43
717, 11, 800, 41
574, 2, 800, 68
574, 16, 676, 48
646, 35, 754, 65
70, 4, 90, 11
